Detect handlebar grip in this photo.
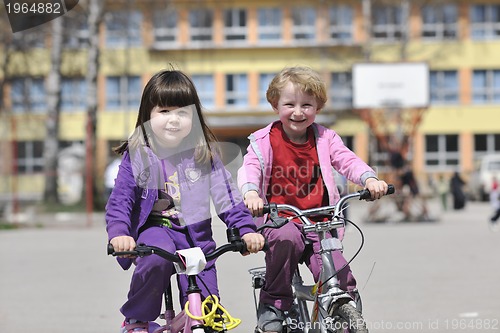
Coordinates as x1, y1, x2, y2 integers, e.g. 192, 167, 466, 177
107, 243, 140, 257
107, 243, 115, 255
387, 184, 395, 195
239, 239, 269, 254
262, 204, 270, 215
262, 239, 270, 252
358, 184, 395, 200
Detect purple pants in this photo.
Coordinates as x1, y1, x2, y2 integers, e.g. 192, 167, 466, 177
120, 226, 219, 322
260, 222, 357, 311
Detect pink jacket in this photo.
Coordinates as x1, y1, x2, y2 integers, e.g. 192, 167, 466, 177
237, 121, 377, 239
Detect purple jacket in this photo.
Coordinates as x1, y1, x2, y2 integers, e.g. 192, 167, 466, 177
237, 121, 377, 240
106, 146, 256, 270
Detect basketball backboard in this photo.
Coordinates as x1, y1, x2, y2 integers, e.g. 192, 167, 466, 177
352, 62, 430, 109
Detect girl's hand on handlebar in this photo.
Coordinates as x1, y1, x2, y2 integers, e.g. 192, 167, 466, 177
244, 190, 264, 217
364, 178, 389, 200
242, 232, 266, 255
110, 235, 136, 258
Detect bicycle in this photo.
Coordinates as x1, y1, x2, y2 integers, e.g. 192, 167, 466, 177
249, 185, 395, 333
108, 227, 264, 333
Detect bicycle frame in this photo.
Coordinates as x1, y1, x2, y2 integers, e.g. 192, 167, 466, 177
109, 228, 251, 333
155, 275, 205, 333
252, 186, 394, 333
284, 205, 353, 332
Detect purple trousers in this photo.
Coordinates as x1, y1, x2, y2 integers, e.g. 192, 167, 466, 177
120, 226, 219, 322
260, 222, 357, 311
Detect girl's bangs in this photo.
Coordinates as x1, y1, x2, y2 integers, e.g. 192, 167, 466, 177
153, 83, 197, 108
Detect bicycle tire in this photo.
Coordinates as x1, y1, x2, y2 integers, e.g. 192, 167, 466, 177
327, 303, 368, 333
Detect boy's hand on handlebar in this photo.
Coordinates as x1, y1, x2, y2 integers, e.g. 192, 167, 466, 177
242, 232, 266, 255
244, 190, 264, 217
110, 235, 136, 258
364, 178, 389, 200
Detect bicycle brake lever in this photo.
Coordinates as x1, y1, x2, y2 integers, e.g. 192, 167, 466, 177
134, 244, 154, 257
258, 203, 288, 231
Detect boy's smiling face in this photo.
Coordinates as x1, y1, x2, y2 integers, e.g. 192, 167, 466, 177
273, 82, 320, 143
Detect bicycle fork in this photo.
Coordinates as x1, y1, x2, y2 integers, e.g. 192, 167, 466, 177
314, 236, 354, 331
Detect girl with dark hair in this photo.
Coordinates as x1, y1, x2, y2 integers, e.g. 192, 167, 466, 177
106, 69, 265, 333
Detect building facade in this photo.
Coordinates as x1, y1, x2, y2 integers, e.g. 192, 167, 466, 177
1, 0, 500, 201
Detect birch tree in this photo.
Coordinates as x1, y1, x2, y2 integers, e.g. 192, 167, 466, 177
43, 17, 63, 204
84, 0, 104, 210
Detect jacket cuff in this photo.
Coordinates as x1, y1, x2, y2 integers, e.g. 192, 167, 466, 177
360, 171, 378, 186
241, 182, 259, 197
107, 222, 130, 241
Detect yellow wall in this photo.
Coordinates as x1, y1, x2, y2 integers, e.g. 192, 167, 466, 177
3, 0, 500, 198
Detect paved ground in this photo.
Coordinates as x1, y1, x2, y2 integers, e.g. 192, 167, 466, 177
0, 197, 499, 332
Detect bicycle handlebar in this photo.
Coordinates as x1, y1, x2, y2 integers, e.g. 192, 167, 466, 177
261, 184, 395, 228
107, 228, 266, 269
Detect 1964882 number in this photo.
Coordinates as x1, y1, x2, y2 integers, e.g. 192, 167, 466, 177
5, 2, 62, 14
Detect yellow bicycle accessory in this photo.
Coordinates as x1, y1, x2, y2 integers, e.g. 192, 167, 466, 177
312, 283, 318, 295
184, 295, 241, 331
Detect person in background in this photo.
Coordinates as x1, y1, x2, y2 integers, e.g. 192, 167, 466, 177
437, 174, 449, 211
104, 158, 121, 202
490, 175, 500, 225
449, 171, 466, 210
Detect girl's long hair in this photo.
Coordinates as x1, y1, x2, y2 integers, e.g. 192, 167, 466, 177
114, 68, 218, 165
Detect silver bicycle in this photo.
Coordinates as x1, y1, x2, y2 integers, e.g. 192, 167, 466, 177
249, 185, 395, 333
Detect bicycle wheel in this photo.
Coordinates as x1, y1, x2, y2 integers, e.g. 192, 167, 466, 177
327, 303, 368, 333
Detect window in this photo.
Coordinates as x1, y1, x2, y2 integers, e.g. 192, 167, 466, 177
224, 8, 247, 42
153, 7, 178, 47
474, 134, 500, 159
372, 4, 404, 41
341, 135, 354, 151
258, 8, 282, 41
328, 5, 353, 43
470, 4, 500, 40
292, 7, 316, 41
421, 4, 458, 40
61, 78, 87, 111
12, 29, 45, 48
16, 141, 44, 174
429, 70, 459, 104
105, 11, 143, 47
330, 72, 352, 109
189, 9, 213, 42
259, 73, 275, 107
425, 134, 460, 169
106, 76, 142, 110
225, 74, 248, 107
63, 16, 89, 48
472, 70, 500, 103
191, 74, 215, 110
11, 78, 46, 113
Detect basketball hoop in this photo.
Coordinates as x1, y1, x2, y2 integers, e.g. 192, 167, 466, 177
352, 62, 429, 162
352, 62, 432, 222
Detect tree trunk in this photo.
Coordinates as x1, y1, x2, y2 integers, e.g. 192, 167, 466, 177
84, 0, 104, 214
43, 17, 63, 204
